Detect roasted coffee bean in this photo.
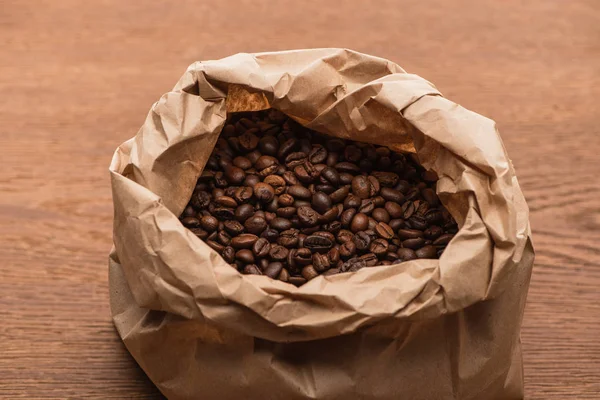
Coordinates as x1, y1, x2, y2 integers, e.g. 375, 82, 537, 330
207, 231, 218, 241
421, 188, 439, 206
190, 228, 208, 240
261, 228, 280, 242
224, 220, 244, 236
344, 145, 362, 162
320, 166, 340, 186
311, 191, 332, 214
285, 152, 307, 167
350, 213, 369, 233
396, 248, 417, 261
404, 188, 420, 202
327, 247, 340, 265
238, 131, 259, 151
182, 217, 201, 227
304, 235, 334, 252
288, 185, 312, 199
367, 217, 378, 231
233, 187, 252, 204
236, 249, 255, 264
183, 205, 196, 217
340, 208, 357, 227
288, 276, 307, 287
293, 248, 313, 265
235, 203, 255, 222
253, 156, 277, 171
222, 246, 236, 263
244, 216, 268, 235
416, 245, 438, 259
278, 229, 300, 247
282, 171, 299, 186
397, 228, 424, 240
270, 217, 293, 231
351, 175, 371, 199
258, 258, 270, 271
318, 207, 339, 224
367, 176, 380, 196
193, 191, 212, 209
358, 199, 375, 214
308, 145, 328, 164
323, 268, 341, 276
276, 207, 297, 219
339, 173, 354, 185
433, 233, 454, 246
375, 222, 394, 239
233, 156, 252, 170
360, 252, 379, 266
322, 221, 342, 234
243, 174, 260, 187
371, 171, 399, 187
264, 262, 283, 279
263, 175, 286, 194
294, 162, 318, 183
278, 193, 295, 207
312, 253, 331, 272
230, 234, 259, 249
264, 211, 276, 223
224, 166, 245, 184
342, 257, 366, 272
259, 136, 279, 156
339, 240, 357, 259
344, 194, 362, 209
353, 231, 371, 251
337, 229, 354, 244
297, 206, 320, 227
369, 239, 389, 256
301, 265, 319, 281
402, 238, 426, 249
372, 196, 385, 207
252, 238, 271, 258
242, 264, 262, 275
329, 186, 350, 204
200, 215, 219, 232
213, 207, 235, 220
214, 196, 237, 208
277, 267, 290, 282
425, 209, 444, 224
424, 225, 443, 239
388, 218, 405, 231
254, 183, 275, 202
408, 215, 428, 230
372, 208, 390, 223
313, 231, 335, 243
314, 184, 335, 194
335, 162, 360, 174
380, 187, 404, 203
207, 240, 225, 252
269, 245, 289, 261
278, 138, 297, 159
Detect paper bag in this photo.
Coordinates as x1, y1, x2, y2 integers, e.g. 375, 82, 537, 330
109, 49, 534, 400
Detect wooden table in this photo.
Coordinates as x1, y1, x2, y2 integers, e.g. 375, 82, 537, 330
1, 1, 598, 398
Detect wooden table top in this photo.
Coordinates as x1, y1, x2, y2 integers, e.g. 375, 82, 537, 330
1, 1, 599, 398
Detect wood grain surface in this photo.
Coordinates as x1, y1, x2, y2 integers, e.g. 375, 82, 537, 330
1, 1, 599, 398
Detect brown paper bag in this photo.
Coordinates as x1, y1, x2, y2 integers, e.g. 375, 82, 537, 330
109, 49, 534, 400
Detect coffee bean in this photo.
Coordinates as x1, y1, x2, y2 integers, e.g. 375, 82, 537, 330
278, 138, 297, 159
278, 194, 295, 207
359, 199, 375, 214
271, 217, 293, 231
242, 264, 262, 275
360, 253, 379, 266
224, 166, 245, 185
233, 156, 252, 170
367, 176, 380, 197
353, 231, 371, 251
230, 234, 259, 249
329, 186, 350, 204
312, 252, 331, 272
433, 233, 454, 246
397, 228, 424, 240
424, 225, 443, 239
232, 187, 252, 204
304, 235, 333, 252
389, 218, 405, 231
337, 229, 354, 244
372, 208, 390, 223
261, 228, 280, 242
339, 240, 357, 259
396, 248, 417, 261
285, 152, 307, 168
281, 171, 299, 186
342, 257, 366, 272
369, 238, 389, 256
263, 175, 286, 194
288, 276, 307, 287
408, 215, 428, 230
351, 175, 371, 199
243, 175, 261, 187
344, 145, 362, 162
380, 187, 404, 203
350, 213, 369, 233
323, 221, 342, 234
276, 207, 296, 219
200, 215, 219, 232
344, 194, 362, 209
335, 162, 360, 174
236, 249, 255, 264
320, 166, 340, 186
278, 229, 300, 247
259, 136, 279, 156
214, 196, 238, 208
263, 262, 283, 279
213, 207, 235, 220
297, 206, 320, 227
375, 222, 394, 239
402, 238, 426, 249
190, 228, 208, 240
254, 183, 275, 203
207, 240, 225, 252
269, 245, 289, 261
416, 245, 438, 259
251, 238, 270, 258
223, 220, 244, 236
312, 191, 332, 214
288, 185, 312, 199
339, 173, 354, 185
340, 208, 357, 227
222, 246, 236, 263
182, 216, 201, 227
244, 216, 268, 235
235, 204, 254, 222
371, 171, 399, 187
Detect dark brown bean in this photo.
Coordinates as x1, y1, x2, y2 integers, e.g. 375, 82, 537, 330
207, 240, 225, 252
269, 245, 289, 261
244, 216, 268, 235
182, 216, 201, 227
263, 175, 286, 194
312, 191, 332, 214
254, 182, 275, 202
200, 215, 219, 232
236, 249, 255, 264
309, 145, 328, 164
230, 234, 259, 249
235, 203, 254, 222
416, 245, 438, 259
353, 231, 371, 251
396, 248, 417, 261
360, 253, 379, 266
312, 252, 331, 272
288, 185, 312, 199
329, 186, 350, 204
289, 276, 307, 287
242, 264, 262, 275
351, 175, 371, 199
380, 187, 404, 203
397, 228, 424, 240
375, 222, 394, 239
264, 262, 283, 279
402, 238, 426, 249
214, 196, 237, 208
359, 199, 375, 214
297, 206, 320, 227
233, 156, 252, 170
350, 213, 369, 233
270, 217, 293, 231
372, 208, 390, 223
304, 235, 334, 252
222, 246, 236, 263
252, 238, 271, 258
223, 220, 244, 236
433, 233, 455, 246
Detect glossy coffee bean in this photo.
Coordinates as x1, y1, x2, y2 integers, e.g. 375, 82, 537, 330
252, 238, 271, 258
230, 234, 259, 249
350, 213, 369, 233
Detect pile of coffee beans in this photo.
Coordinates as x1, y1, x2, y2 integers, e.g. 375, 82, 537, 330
179, 109, 458, 286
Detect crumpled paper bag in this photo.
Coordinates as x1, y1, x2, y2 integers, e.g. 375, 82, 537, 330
109, 48, 534, 400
